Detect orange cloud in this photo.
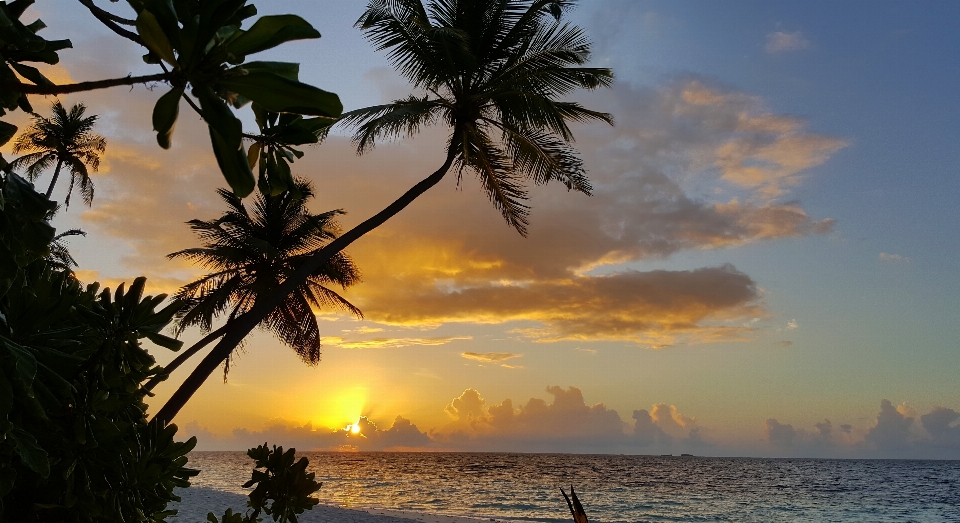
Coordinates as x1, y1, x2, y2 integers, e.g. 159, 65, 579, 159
461, 352, 521, 363
321, 336, 472, 349
354, 265, 762, 345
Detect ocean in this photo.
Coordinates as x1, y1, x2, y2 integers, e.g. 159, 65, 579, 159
185, 452, 960, 522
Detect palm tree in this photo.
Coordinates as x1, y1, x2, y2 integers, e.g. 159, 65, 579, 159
46, 228, 87, 271
146, 179, 361, 392
153, 0, 612, 425
10, 101, 106, 208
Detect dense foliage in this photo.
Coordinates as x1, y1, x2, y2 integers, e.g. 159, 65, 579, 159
0, 172, 197, 522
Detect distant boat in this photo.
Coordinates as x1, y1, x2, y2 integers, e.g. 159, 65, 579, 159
661, 454, 673, 457
681, 453, 695, 457
560, 486, 588, 523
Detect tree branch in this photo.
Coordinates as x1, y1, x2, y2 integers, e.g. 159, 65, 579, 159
78, 0, 143, 45
8, 73, 172, 95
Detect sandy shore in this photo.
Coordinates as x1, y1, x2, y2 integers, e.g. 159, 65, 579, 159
167, 488, 509, 523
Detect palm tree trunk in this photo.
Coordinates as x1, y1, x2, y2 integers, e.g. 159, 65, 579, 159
151, 145, 459, 426
142, 324, 229, 393
45, 160, 63, 199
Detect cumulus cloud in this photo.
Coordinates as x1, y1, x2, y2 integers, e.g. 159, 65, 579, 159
765, 31, 810, 53
181, 387, 960, 458
764, 400, 960, 459
433, 386, 629, 452
183, 415, 430, 452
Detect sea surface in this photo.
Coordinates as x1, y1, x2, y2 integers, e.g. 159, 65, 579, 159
185, 452, 959, 523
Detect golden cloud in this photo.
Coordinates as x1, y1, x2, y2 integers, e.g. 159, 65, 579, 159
321, 336, 472, 349
461, 352, 522, 363
352, 265, 762, 345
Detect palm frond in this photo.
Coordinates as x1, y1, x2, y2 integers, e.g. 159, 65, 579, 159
339, 96, 447, 152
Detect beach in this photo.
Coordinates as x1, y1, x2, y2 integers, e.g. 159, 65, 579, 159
168, 488, 508, 523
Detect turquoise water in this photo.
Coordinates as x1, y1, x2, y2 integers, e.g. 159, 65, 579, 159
186, 452, 960, 522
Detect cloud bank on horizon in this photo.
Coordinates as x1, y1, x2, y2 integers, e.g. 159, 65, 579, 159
181, 385, 960, 460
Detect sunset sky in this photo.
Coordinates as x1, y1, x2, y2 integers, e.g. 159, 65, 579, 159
12, 1, 960, 458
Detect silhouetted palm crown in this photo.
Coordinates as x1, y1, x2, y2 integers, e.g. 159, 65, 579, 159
11, 101, 106, 207
347, 0, 613, 235
169, 181, 361, 364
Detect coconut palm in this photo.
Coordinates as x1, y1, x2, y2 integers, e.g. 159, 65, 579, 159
153, 0, 612, 425
10, 101, 106, 208
147, 179, 361, 391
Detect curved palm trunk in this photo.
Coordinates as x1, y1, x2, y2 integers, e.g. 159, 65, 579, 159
142, 324, 229, 393
45, 159, 63, 199
151, 146, 458, 426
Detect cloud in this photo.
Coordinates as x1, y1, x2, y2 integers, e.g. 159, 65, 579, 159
320, 336, 472, 349
42, 32, 844, 350
864, 399, 915, 452
359, 265, 762, 345
763, 400, 960, 459
434, 386, 630, 452
786, 319, 798, 330
183, 415, 431, 452
317, 79, 844, 344
181, 387, 960, 458
765, 31, 810, 53
921, 407, 960, 448
879, 252, 909, 263
461, 352, 522, 363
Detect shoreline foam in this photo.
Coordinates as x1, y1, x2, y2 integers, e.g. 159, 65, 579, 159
167, 488, 511, 523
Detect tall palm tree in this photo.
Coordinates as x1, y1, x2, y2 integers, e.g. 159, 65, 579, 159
10, 101, 106, 208
147, 179, 361, 391
153, 0, 612, 425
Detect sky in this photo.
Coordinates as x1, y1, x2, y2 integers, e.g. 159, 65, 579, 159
9, 1, 960, 458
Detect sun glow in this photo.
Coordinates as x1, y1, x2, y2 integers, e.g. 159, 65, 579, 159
347, 422, 362, 434
310, 386, 367, 429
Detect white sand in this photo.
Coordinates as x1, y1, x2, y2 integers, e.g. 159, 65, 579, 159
167, 488, 511, 523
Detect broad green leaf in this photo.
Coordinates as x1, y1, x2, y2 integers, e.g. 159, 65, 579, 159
218, 72, 342, 117
236, 60, 299, 81
208, 126, 255, 197
195, 86, 242, 148
0, 369, 12, 416
153, 85, 183, 149
142, 331, 183, 351
227, 15, 320, 57
0, 467, 15, 498
136, 10, 178, 69
10, 427, 50, 478
196, 85, 255, 196
247, 141, 262, 168
273, 150, 300, 198
0, 120, 17, 147
10, 62, 52, 86
264, 152, 287, 195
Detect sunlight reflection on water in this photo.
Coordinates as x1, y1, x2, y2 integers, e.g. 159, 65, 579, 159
186, 452, 960, 523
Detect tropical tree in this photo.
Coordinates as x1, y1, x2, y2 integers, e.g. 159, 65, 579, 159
10, 101, 106, 207
145, 179, 361, 391
46, 228, 86, 270
153, 0, 613, 425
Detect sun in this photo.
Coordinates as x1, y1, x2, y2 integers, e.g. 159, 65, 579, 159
346, 421, 362, 434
